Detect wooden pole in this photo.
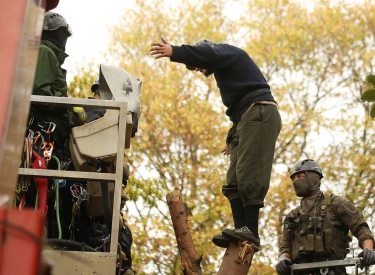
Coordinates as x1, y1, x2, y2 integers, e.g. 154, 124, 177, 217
217, 241, 257, 275
166, 191, 202, 275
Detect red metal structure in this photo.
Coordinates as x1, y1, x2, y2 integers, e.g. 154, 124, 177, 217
0, 1, 58, 274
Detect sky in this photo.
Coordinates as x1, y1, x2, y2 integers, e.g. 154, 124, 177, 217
51, 0, 251, 83
53, 0, 129, 82
51, 0, 366, 83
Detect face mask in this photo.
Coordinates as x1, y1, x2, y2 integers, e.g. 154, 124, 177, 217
293, 177, 310, 197
42, 28, 70, 51
293, 172, 321, 197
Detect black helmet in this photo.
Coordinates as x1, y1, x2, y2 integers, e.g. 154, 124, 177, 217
290, 159, 323, 179
91, 78, 99, 92
42, 11, 72, 50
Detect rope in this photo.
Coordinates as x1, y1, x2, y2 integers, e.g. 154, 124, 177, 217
52, 155, 62, 239
46, 239, 97, 252
14, 138, 32, 208
70, 203, 76, 241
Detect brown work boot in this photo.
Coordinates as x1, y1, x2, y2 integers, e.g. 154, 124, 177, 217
212, 234, 230, 248
222, 226, 260, 251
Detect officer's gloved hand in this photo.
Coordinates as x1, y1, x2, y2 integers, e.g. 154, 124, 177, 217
358, 248, 375, 267
72, 107, 87, 125
276, 254, 293, 275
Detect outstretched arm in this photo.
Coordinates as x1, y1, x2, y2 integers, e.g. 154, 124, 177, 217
150, 37, 173, 59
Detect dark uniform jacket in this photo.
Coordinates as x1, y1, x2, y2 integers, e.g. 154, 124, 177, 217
29, 40, 72, 153
170, 43, 276, 122
279, 193, 374, 263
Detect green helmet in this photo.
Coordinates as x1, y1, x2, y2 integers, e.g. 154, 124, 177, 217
290, 159, 323, 179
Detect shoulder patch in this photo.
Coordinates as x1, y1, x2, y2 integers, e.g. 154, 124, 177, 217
339, 199, 357, 216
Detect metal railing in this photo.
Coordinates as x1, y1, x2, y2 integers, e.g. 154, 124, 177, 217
291, 258, 367, 275
19, 95, 128, 253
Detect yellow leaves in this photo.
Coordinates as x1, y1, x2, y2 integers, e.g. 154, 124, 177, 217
66, 0, 375, 273
68, 71, 97, 98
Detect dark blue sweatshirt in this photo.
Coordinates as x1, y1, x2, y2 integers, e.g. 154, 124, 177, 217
170, 43, 276, 122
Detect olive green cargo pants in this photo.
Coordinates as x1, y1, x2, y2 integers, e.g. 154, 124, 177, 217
222, 103, 282, 207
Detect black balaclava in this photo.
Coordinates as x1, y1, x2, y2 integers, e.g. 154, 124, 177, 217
41, 27, 70, 51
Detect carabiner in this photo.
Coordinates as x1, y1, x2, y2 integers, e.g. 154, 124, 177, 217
43, 141, 54, 162
34, 131, 45, 149
40, 121, 56, 134
27, 129, 34, 140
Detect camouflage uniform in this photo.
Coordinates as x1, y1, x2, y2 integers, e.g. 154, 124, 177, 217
279, 193, 374, 274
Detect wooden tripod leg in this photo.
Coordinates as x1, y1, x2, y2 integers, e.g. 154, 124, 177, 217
167, 191, 202, 275
217, 241, 257, 275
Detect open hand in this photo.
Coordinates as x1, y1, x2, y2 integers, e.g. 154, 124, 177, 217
150, 37, 173, 59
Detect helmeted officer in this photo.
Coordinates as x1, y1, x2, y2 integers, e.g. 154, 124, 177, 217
28, 11, 73, 160
276, 159, 375, 275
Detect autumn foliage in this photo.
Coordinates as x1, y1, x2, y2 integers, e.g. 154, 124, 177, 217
68, 0, 375, 274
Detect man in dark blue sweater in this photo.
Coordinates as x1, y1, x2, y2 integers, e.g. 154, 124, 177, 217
150, 38, 282, 251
